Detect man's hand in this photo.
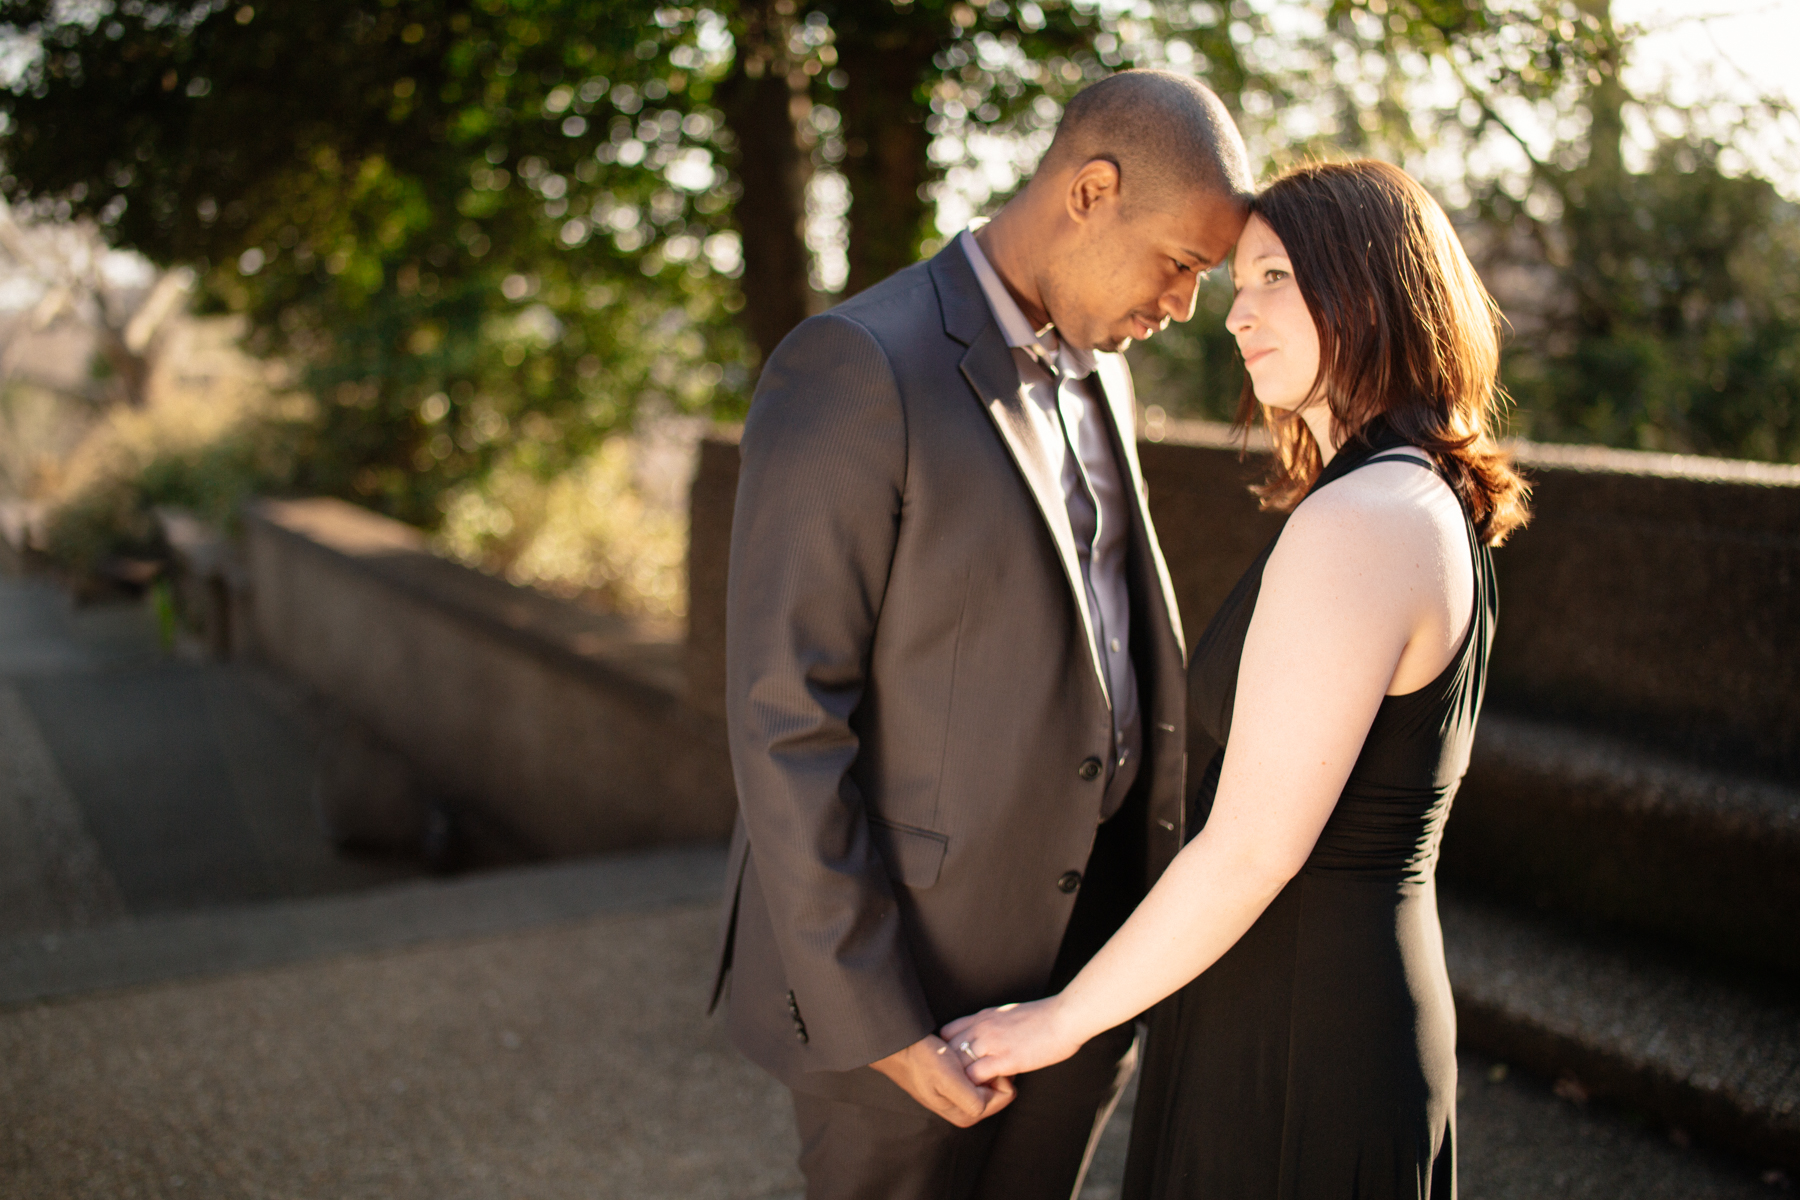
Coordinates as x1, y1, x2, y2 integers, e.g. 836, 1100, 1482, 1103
870, 1034, 1016, 1127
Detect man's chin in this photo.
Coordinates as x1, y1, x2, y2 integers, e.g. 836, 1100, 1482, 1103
1096, 334, 1134, 354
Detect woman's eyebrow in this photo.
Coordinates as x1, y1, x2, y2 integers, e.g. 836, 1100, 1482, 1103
1231, 252, 1284, 282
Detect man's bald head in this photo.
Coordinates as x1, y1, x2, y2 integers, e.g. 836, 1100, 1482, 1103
1039, 70, 1254, 216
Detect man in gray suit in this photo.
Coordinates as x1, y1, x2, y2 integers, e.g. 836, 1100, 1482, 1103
714, 70, 1253, 1199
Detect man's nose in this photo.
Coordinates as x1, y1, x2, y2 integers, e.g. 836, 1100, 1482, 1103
1161, 272, 1201, 324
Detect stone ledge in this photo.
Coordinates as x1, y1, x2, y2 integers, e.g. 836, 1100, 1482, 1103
248, 498, 685, 704
1507, 439, 1800, 486
1443, 891, 1800, 1171
689, 428, 1800, 781
1444, 714, 1800, 979
244, 497, 736, 856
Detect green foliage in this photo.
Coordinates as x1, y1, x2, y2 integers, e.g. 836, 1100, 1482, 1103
1491, 137, 1800, 459
2, 0, 1794, 552
0, 0, 751, 525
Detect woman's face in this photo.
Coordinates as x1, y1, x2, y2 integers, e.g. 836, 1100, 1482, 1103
1227, 214, 1321, 412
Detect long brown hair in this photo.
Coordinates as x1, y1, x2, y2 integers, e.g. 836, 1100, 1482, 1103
1236, 159, 1530, 545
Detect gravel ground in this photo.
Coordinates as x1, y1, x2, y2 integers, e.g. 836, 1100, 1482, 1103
4, 903, 1787, 1200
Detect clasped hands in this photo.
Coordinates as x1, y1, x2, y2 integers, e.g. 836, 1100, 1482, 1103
870, 997, 1080, 1128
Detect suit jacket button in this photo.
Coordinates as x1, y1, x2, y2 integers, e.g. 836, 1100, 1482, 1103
1077, 757, 1102, 781
1058, 870, 1082, 894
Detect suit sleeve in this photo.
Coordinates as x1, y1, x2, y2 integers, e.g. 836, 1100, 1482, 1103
725, 311, 934, 1071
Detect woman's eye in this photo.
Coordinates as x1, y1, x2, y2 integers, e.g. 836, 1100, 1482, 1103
1264, 268, 1288, 284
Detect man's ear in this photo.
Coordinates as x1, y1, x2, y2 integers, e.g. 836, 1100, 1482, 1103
1066, 158, 1122, 225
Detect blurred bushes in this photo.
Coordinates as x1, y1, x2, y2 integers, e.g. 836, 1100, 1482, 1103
435, 436, 687, 619
1127, 273, 1243, 425
32, 359, 315, 572
1497, 137, 1800, 460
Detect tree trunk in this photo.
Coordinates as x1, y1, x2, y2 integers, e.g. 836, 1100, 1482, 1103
718, 1, 813, 369
1576, 0, 1626, 180
1566, 0, 1628, 339
832, 20, 939, 296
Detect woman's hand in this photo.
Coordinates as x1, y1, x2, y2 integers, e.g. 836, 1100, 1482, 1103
940, 997, 1084, 1086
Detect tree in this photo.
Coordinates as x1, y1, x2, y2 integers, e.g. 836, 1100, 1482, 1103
1472, 125, 1800, 460
0, 1, 1266, 403
8, 0, 1786, 515
1444, 0, 1800, 459
0, 0, 749, 523
712, 0, 1215, 357
714, 0, 813, 362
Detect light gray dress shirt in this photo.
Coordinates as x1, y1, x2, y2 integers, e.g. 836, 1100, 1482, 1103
960, 229, 1140, 811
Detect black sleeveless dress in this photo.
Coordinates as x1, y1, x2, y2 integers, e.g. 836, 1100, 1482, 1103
1121, 428, 1496, 1200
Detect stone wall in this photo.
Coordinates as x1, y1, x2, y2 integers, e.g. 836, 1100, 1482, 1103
689, 422, 1800, 773
244, 498, 735, 857
686, 423, 1800, 976
243, 425, 1798, 973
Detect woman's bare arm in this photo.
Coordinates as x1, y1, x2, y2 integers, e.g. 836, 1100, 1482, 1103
943, 466, 1463, 1080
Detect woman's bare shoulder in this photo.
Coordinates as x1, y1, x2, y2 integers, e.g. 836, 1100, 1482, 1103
1288, 459, 1447, 537
1267, 459, 1463, 596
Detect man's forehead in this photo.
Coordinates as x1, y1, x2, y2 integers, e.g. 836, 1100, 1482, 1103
1160, 192, 1250, 264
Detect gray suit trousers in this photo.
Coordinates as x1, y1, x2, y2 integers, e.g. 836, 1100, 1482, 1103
792, 1023, 1137, 1200
787, 801, 1148, 1200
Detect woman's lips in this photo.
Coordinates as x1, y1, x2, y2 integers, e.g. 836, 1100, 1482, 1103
1242, 347, 1274, 369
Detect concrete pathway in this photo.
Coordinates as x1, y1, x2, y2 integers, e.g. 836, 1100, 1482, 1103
0, 571, 420, 942
0, 846, 1784, 1200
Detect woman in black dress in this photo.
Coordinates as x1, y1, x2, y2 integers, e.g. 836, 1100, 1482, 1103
944, 160, 1531, 1198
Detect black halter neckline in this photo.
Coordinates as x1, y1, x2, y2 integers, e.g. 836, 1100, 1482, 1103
1307, 416, 1422, 498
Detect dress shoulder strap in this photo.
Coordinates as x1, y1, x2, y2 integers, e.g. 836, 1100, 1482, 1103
1360, 452, 1436, 471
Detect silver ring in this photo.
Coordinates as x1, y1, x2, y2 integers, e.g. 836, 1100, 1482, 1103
958, 1040, 977, 1059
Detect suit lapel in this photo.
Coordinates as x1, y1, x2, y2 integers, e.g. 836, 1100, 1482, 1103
1091, 352, 1187, 659
958, 326, 1109, 697
931, 243, 1110, 698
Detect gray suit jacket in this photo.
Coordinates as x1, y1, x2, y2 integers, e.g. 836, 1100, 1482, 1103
714, 238, 1187, 1108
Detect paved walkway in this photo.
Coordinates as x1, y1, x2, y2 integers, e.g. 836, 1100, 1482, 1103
0, 572, 420, 941
0, 567, 1785, 1198
0, 849, 1781, 1200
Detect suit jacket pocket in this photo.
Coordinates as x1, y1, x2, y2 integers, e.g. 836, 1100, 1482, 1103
868, 817, 949, 890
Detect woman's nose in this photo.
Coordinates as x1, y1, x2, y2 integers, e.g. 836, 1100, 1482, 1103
1226, 295, 1254, 333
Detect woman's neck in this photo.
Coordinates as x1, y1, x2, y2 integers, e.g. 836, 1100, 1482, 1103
1300, 402, 1340, 466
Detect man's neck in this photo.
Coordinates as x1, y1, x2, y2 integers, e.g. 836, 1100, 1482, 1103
973, 206, 1052, 332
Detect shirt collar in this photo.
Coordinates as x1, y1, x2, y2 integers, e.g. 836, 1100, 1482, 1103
959, 227, 1096, 381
